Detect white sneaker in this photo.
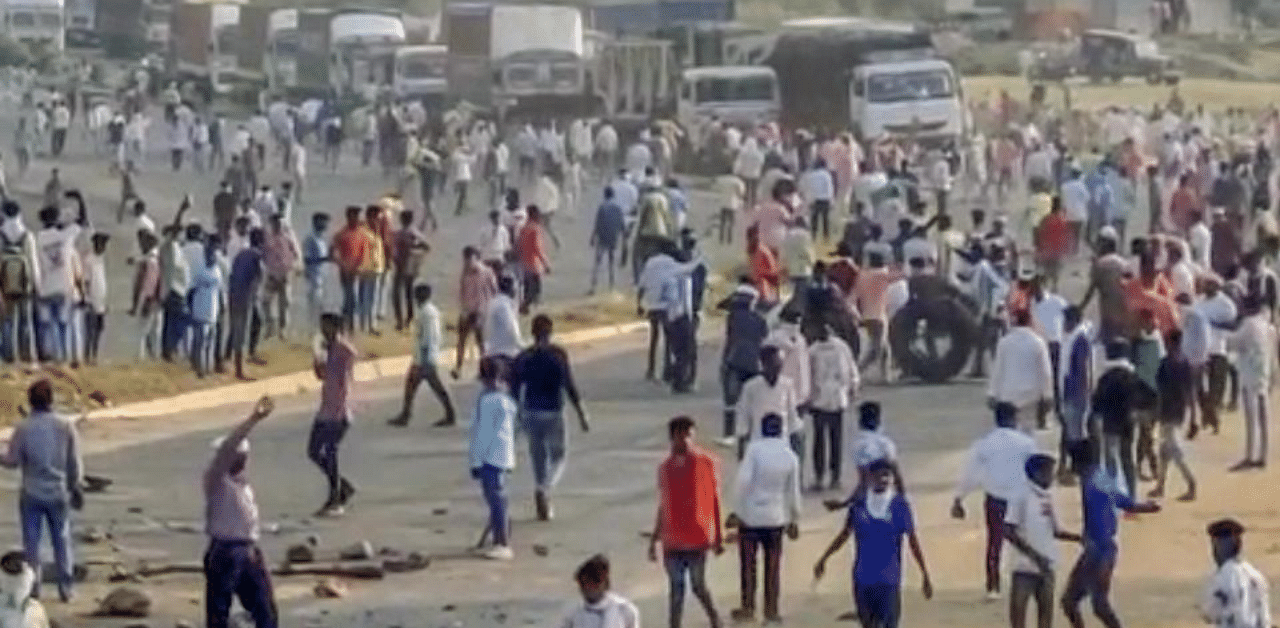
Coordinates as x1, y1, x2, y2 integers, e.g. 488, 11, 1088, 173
715, 437, 737, 448
984, 591, 1000, 602
484, 545, 514, 561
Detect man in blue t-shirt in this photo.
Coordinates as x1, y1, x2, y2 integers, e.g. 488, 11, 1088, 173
814, 459, 932, 628
1062, 442, 1159, 628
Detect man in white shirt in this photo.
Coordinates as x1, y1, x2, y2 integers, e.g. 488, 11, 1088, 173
451, 146, 473, 216
34, 207, 78, 364
1188, 211, 1212, 269
479, 211, 511, 270
82, 233, 109, 365
734, 139, 765, 207
728, 413, 801, 624
637, 246, 700, 383
1166, 240, 1196, 297
391, 284, 456, 429
716, 173, 746, 245
799, 160, 835, 240
807, 323, 858, 490
1060, 167, 1089, 251
1029, 277, 1068, 424
1201, 518, 1271, 628
988, 309, 1054, 433
735, 346, 800, 459
1198, 278, 1238, 434
1004, 454, 1080, 628
561, 554, 640, 628
482, 275, 523, 363
1227, 297, 1276, 471
625, 137, 652, 182
952, 403, 1039, 600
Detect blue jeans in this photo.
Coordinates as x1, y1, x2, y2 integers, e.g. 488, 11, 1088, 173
521, 410, 567, 492
664, 549, 717, 628
854, 583, 901, 628
476, 464, 509, 546
203, 539, 277, 628
190, 321, 214, 376
1, 298, 35, 362
20, 494, 73, 599
37, 295, 71, 363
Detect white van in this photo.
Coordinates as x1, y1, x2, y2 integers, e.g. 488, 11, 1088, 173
393, 44, 448, 102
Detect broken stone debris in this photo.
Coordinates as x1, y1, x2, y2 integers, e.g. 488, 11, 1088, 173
286, 544, 316, 564
313, 578, 347, 599
95, 586, 152, 618
339, 540, 374, 561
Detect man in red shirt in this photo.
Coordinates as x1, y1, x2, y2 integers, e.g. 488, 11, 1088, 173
332, 206, 370, 331
516, 205, 552, 315
1035, 197, 1072, 292
649, 416, 724, 628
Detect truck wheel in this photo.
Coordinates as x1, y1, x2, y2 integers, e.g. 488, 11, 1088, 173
888, 296, 979, 384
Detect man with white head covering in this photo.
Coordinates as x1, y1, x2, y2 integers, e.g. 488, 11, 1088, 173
203, 396, 278, 628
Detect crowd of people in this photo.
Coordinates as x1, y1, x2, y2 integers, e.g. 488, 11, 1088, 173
3, 72, 1280, 628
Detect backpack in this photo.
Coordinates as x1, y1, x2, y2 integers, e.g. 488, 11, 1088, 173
0, 230, 30, 298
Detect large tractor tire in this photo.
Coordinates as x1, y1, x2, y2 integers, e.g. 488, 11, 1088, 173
889, 293, 980, 384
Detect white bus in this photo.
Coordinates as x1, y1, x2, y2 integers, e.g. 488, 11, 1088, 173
4, 0, 65, 54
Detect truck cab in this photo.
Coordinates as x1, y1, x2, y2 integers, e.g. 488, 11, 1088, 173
330, 11, 406, 102
677, 65, 778, 134
393, 44, 448, 105
849, 57, 964, 145
5, 0, 65, 54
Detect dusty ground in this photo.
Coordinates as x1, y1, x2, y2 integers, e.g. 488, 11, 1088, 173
964, 75, 1280, 112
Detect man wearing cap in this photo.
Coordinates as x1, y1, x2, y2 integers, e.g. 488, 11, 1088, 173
1200, 518, 1270, 628
203, 396, 278, 628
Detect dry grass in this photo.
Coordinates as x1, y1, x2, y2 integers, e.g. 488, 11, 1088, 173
964, 75, 1280, 112
0, 295, 646, 427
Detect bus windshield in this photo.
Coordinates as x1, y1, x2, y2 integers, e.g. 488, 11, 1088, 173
694, 76, 775, 104
865, 69, 955, 103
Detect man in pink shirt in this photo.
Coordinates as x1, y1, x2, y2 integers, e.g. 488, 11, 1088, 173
854, 251, 903, 381
261, 214, 300, 340
750, 179, 796, 254
452, 245, 498, 378
310, 313, 358, 517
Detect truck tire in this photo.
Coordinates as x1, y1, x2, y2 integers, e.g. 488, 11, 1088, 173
888, 295, 979, 384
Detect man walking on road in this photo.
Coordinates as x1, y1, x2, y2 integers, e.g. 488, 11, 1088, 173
814, 458, 933, 628
729, 413, 801, 624
203, 396, 278, 628
391, 284, 456, 428
310, 313, 358, 517
588, 186, 626, 295
1228, 295, 1276, 471
807, 322, 859, 491
952, 402, 1038, 601
469, 356, 517, 561
1062, 443, 1159, 628
510, 315, 589, 521
718, 282, 768, 447
454, 246, 497, 379
988, 309, 1054, 432
1151, 328, 1197, 500
649, 416, 724, 628
1004, 454, 1080, 628
1, 380, 82, 602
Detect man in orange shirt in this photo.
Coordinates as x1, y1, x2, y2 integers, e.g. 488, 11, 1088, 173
1035, 198, 1072, 291
516, 205, 552, 315
1169, 173, 1202, 235
331, 206, 370, 332
747, 225, 780, 305
649, 416, 724, 628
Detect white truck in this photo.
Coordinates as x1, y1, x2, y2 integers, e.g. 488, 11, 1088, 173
490, 4, 591, 117
676, 65, 778, 138
265, 8, 298, 91
330, 10, 406, 102
3, 0, 65, 54
392, 44, 448, 105
849, 56, 966, 143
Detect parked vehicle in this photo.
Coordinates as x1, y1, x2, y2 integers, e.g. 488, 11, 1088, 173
4, 0, 66, 54
393, 44, 448, 106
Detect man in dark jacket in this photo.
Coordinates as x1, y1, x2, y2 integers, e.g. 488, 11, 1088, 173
1092, 341, 1142, 499
718, 279, 768, 447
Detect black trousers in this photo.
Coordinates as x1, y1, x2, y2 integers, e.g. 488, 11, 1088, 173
204, 540, 277, 628
391, 272, 417, 329
665, 314, 694, 392
646, 309, 668, 380
810, 409, 843, 483
85, 311, 105, 363
307, 420, 350, 505
810, 200, 832, 240
738, 526, 784, 617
